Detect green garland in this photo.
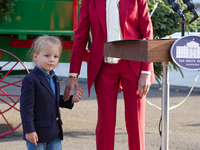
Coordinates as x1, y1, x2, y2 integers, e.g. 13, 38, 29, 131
0, 0, 16, 22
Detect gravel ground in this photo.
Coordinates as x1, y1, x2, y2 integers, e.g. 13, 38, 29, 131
0, 76, 200, 150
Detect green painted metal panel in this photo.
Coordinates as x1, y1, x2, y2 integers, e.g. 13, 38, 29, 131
18, 34, 27, 39
0, 0, 76, 65
0, 0, 74, 31
0, 30, 74, 36
21, 0, 72, 1
0, 35, 72, 62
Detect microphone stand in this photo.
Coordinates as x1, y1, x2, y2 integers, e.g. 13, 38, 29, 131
181, 20, 185, 36
181, 0, 199, 37
161, 0, 198, 150
167, 0, 186, 22
166, 0, 187, 37
160, 1, 185, 150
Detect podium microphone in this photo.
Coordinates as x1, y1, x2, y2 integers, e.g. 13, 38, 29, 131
182, 0, 199, 24
167, 0, 186, 23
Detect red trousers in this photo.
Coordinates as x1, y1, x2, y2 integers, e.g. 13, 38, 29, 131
94, 59, 146, 150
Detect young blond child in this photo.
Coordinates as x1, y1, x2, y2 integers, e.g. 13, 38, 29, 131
20, 35, 83, 150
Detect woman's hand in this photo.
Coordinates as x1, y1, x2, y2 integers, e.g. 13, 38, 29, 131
138, 73, 151, 97
64, 77, 79, 101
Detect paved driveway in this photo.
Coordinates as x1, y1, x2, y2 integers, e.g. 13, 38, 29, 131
0, 77, 200, 150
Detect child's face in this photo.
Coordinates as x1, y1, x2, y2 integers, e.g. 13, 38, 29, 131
33, 44, 61, 74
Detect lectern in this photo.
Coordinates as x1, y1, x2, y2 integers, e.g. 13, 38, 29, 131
104, 39, 176, 150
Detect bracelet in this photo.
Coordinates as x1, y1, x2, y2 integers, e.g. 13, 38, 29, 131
68, 73, 78, 77
141, 71, 151, 75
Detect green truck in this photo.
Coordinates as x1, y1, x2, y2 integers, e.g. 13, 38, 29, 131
0, 0, 81, 137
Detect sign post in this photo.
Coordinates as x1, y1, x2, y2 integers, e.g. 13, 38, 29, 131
161, 61, 170, 150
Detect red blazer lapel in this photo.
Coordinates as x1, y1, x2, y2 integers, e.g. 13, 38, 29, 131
95, 0, 107, 36
119, 0, 130, 36
95, 0, 130, 39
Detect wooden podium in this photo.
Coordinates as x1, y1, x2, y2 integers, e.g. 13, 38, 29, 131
104, 39, 176, 62
104, 39, 176, 150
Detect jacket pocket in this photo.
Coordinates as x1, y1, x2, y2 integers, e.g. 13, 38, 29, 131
34, 120, 51, 127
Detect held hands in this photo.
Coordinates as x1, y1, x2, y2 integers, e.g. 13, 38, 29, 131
72, 88, 83, 103
25, 132, 38, 146
64, 77, 78, 101
137, 73, 151, 97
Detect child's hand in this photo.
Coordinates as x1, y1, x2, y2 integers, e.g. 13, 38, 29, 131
25, 132, 38, 146
72, 88, 83, 103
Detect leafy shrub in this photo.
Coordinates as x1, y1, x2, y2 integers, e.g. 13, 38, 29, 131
148, 0, 199, 84
0, 0, 16, 22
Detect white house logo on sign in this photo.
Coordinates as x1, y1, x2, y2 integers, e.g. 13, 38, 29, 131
170, 35, 200, 70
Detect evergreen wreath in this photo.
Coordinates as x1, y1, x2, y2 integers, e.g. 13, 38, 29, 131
0, 0, 16, 21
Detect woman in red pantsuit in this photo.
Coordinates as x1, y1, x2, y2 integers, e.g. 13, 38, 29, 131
64, 0, 155, 149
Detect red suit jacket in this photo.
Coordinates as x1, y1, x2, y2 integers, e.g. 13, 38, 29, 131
70, 0, 155, 95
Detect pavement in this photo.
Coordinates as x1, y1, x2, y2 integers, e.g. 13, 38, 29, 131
153, 68, 200, 92
0, 63, 200, 150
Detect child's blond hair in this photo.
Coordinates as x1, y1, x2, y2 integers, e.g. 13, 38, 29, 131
29, 35, 62, 65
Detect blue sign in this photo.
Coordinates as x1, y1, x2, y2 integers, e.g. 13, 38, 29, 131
170, 35, 200, 70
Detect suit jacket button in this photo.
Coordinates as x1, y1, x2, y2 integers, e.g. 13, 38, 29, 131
56, 117, 59, 121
